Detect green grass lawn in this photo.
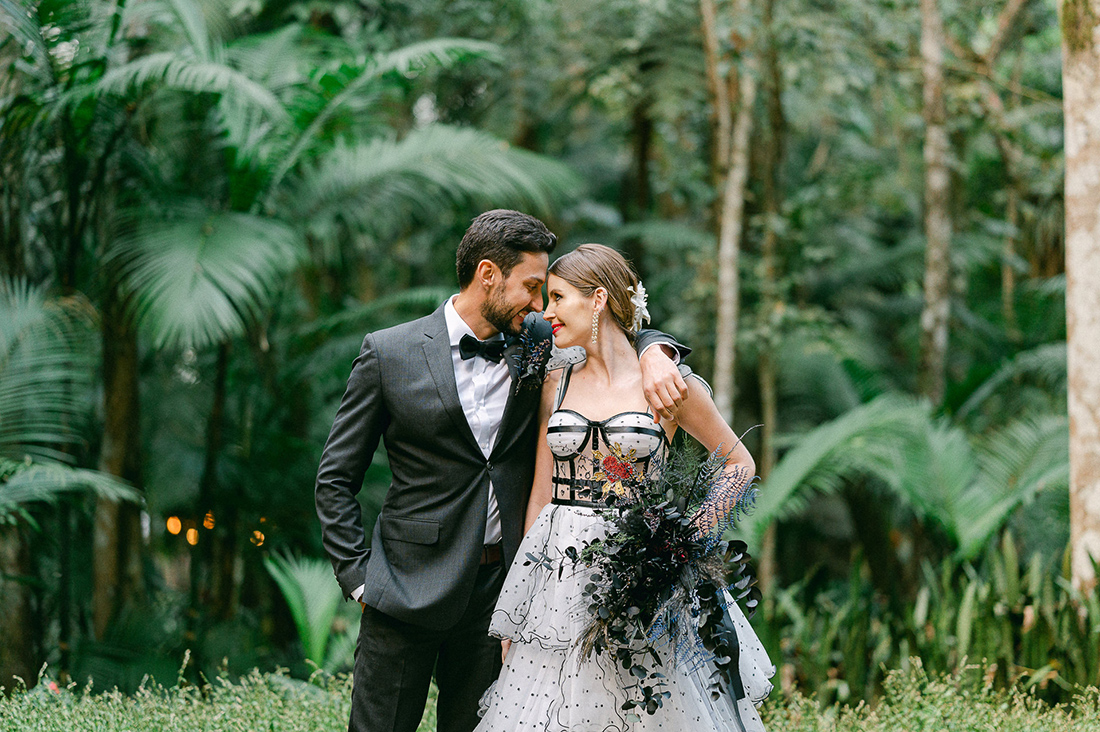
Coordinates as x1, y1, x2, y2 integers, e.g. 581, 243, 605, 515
2, 664, 1098, 731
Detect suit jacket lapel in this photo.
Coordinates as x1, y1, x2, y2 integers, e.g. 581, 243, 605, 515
422, 307, 482, 456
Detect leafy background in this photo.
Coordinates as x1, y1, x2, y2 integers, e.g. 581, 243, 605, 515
0, 0, 1091, 713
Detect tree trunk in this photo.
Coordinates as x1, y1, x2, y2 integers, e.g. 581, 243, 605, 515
756, 0, 784, 601
197, 341, 232, 618
1062, 0, 1100, 593
702, 0, 756, 423
1002, 187, 1021, 338
1, 174, 25, 278
58, 501, 72, 676
93, 290, 144, 639
0, 525, 36, 690
619, 99, 654, 276
700, 0, 733, 185
918, 0, 952, 406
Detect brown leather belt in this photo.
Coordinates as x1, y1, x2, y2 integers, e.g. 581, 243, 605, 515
479, 543, 503, 565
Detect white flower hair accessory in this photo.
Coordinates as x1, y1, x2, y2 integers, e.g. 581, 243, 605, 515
627, 282, 650, 332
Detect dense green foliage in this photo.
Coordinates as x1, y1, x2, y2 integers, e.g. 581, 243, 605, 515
0, 0, 1087, 714
768, 534, 1100, 704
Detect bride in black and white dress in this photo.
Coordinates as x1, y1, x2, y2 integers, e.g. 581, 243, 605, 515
475, 244, 773, 732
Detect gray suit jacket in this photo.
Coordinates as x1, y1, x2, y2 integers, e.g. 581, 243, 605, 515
315, 302, 686, 629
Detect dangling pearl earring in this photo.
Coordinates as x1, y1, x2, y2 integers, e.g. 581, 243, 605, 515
591, 308, 600, 343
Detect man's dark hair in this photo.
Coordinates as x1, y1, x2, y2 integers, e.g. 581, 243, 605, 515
456, 210, 558, 289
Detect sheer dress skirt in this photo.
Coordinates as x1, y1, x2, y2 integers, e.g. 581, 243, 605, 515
475, 503, 774, 732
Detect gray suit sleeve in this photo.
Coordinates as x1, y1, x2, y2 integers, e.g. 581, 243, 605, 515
635, 328, 691, 361
315, 333, 387, 599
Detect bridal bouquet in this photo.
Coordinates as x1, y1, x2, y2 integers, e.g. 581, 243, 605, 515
569, 444, 760, 717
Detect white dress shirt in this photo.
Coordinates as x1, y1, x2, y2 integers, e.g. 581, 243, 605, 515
444, 295, 508, 546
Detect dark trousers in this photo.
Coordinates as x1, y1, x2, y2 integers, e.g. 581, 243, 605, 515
349, 562, 505, 732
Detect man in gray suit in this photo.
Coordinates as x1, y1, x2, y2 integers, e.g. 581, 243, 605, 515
315, 210, 688, 732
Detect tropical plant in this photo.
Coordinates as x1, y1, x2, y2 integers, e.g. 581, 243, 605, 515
768, 535, 1100, 703
0, 277, 135, 522
2, 0, 583, 675
0, 276, 135, 687
264, 552, 359, 672
744, 392, 1069, 561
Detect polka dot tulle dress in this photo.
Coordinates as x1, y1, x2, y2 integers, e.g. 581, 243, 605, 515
475, 368, 773, 732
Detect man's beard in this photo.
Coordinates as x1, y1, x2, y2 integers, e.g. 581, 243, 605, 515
481, 286, 526, 336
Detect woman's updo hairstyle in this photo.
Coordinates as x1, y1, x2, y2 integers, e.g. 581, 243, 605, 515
548, 243, 640, 341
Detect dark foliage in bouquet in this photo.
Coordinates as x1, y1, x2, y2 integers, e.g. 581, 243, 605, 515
562, 441, 761, 718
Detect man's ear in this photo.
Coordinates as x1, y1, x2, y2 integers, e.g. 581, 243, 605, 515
475, 259, 497, 288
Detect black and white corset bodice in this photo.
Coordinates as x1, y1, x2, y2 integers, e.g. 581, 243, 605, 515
546, 365, 669, 508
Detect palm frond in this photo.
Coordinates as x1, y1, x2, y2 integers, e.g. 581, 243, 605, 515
82, 52, 287, 120
165, 0, 212, 59
0, 277, 96, 460
0, 458, 138, 524
375, 38, 501, 77
889, 420, 976, 539
955, 416, 1069, 558
956, 343, 1067, 420
293, 125, 580, 240
266, 38, 503, 197
745, 394, 931, 545
0, 0, 50, 69
225, 23, 331, 94
109, 208, 303, 349
264, 552, 344, 666
772, 329, 867, 423
322, 615, 360, 673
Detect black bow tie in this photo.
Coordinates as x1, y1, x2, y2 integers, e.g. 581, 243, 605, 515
459, 334, 506, 363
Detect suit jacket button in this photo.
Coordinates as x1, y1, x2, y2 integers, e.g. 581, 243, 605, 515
487, 461, 494, 471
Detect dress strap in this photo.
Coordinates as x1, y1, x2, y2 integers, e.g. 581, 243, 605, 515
553, 363, 575, 411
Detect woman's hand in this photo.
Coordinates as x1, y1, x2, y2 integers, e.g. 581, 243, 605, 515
501, 639, 513, 662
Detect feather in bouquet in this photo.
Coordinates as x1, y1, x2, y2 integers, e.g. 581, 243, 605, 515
564, 441, 761, 719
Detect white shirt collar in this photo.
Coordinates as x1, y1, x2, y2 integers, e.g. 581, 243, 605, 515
444, 295, 504, 349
